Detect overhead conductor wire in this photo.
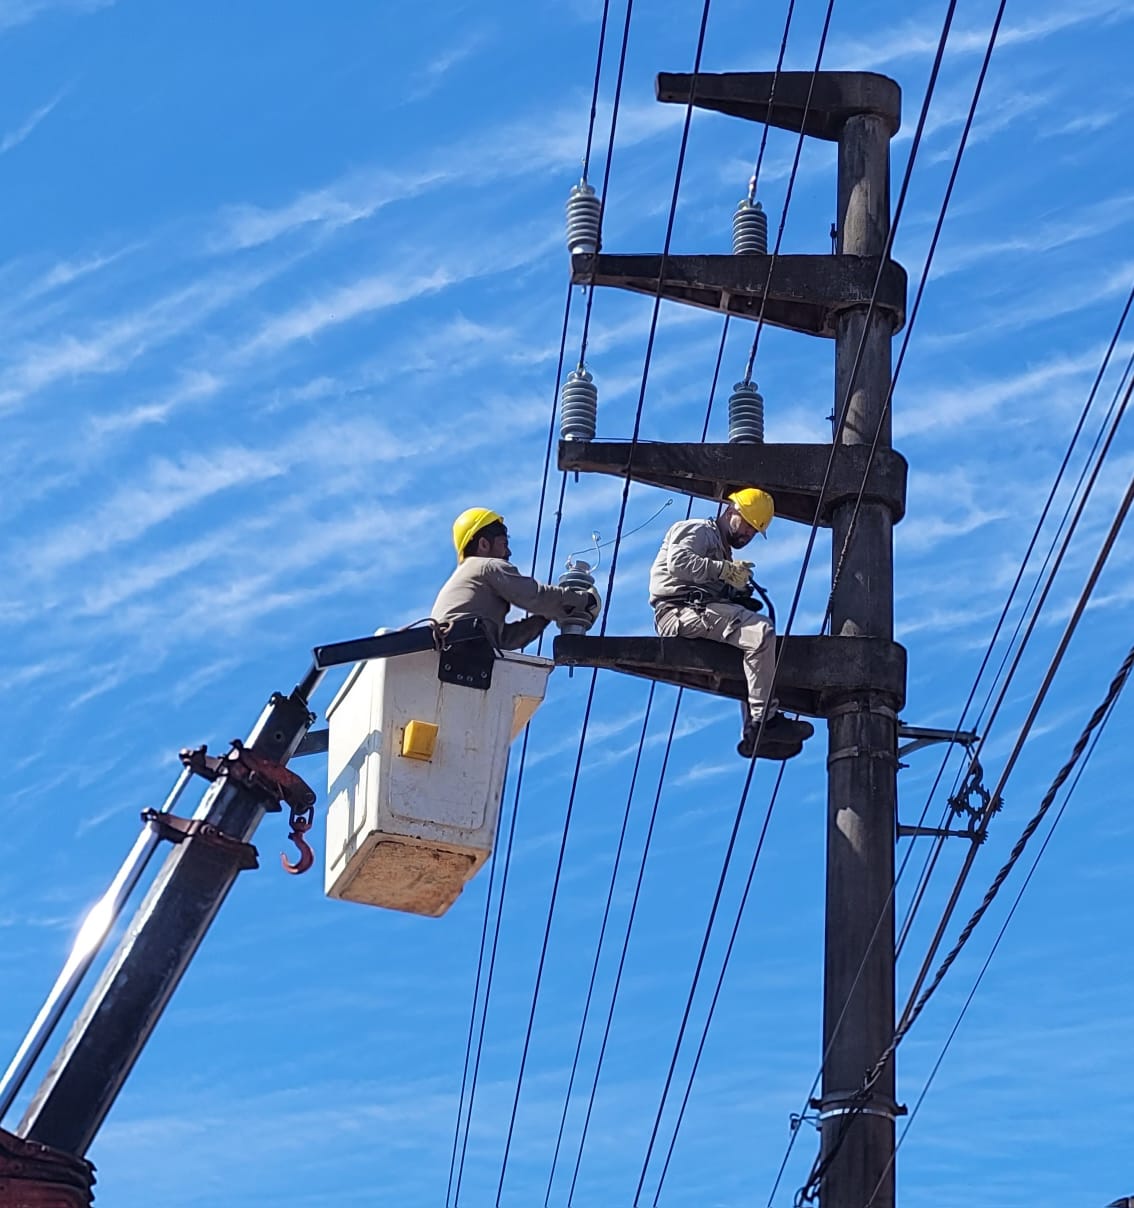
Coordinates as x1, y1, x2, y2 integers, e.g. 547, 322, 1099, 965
796, 347, 1134, 1207
895, 312, 1134, 1030
893, 296, 1134, 965
636, 0, 982, 1199
444, 1, 621, 1199
546, 5, 801, 1200
864, 677, 1128, 1207
493, 0, 718, 1201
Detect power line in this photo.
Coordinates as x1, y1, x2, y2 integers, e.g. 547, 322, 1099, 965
542, 681, 657, 1205
795, 434, 1134, 1206
864, 686, 1125, 1207
894, 317, 1134, 964
638, 0, 987, 1194
778, 283, 1133, 1208
448, 0, 637, 1189
546, 1, 803, 1188
882, 468, 1134, 1072
547, 274, 738, 1202
898, 356, 1134, 1027
494, 3, 717, 1196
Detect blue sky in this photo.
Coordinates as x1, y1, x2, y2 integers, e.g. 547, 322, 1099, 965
1, 0, 1133, 1205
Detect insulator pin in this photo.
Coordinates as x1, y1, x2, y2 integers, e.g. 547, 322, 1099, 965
732, 199, 768, 255
728, 380, 764, 444
566, 180, 602, 254
557, 560, 597, 635
560, 365, 598, 441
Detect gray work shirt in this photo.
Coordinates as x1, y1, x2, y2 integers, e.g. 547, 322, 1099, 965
648, 518, 733, 610
431, 557, 594, 650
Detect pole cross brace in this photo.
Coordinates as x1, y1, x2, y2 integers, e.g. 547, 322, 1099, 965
570, 252, 906, 337
140, 809, 259, 871
553, 634, 906, 717
558, 440, 907, 527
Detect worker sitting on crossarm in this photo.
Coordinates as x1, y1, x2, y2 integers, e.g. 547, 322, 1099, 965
432, 507, 601, 650
648, 488, 813, 759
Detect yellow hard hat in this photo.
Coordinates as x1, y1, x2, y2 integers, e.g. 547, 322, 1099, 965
727, 487, 774, 535
453, 507, 504, 561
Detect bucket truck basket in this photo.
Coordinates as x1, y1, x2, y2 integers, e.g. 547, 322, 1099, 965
323, 647, 552, 917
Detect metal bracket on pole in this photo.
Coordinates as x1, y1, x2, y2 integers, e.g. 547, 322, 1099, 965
895, 723, 992, 840
811, 1090, 907, 1122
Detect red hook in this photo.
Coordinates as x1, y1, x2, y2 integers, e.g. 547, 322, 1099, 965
281, 816, 315, 875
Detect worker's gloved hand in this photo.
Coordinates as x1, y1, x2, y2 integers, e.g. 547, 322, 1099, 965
584, 589, 602, 620
718, 560, 753, 590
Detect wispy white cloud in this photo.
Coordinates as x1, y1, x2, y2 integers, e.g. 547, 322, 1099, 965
0, 89, 66, 154
210, 97, 682, 253
0, 263, 288, 410
926, 193, 1134, 280
0, 0, 111, 35
20, 448, 286, 578
837, 0, 1134, 68
407, 29, 490, 101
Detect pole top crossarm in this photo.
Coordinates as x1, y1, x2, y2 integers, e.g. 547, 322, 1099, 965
655, 71, 901, 140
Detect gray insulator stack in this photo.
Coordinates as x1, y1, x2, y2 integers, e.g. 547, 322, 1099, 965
557, 559, 597, 635
560, 365, 598, 441
732, 198, 768, 255
566, 180, 602, 254
728, 380, 765, 444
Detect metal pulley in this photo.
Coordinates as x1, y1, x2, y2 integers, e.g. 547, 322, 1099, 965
728, 379, 764, 443
732, 197, 768, 255
566, 179, 602, 254
557, 559, 597, 635
560, 364, 598, 441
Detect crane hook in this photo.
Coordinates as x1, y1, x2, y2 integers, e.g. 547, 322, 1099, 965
281, 813, 315, 875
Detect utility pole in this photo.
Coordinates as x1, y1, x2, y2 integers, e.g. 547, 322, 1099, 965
819, 104, 901, 1208
552, 71, 906, 1206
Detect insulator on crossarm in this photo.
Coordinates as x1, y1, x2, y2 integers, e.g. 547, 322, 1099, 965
732, 198, 768, 255
557, 559, 597, 635
728, 379, 764, 444
560, 364, 598, 441
566, 180, 602, 254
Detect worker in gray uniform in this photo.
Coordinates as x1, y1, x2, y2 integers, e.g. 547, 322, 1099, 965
648, 488, 813, 759
432, 507, 601, 650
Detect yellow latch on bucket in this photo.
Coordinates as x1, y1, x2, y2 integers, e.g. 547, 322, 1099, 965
401, 720, 438, 761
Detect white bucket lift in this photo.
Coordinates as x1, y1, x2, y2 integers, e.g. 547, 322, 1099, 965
323, 646, 553, 917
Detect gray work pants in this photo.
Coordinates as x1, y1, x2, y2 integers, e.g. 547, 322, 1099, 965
655, 602, 776, 723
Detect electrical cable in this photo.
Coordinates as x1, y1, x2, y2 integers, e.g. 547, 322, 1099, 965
779, 295, 1134, 1208
449, 729, 534, 1204
494, 4, 718, 1199
863, 687, 1125, 1208
542, 681, 657, 1205
897, 362, 1134, 1028
447, 0, 635, 1192
633, 0, 978, 1195
794, 433, 1134, 1206
888, 463, 1134, 1059
547, 286, 738, 1204
894, 322, 1134, 964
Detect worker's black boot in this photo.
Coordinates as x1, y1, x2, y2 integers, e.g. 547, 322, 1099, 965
737, 712, 814, 760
